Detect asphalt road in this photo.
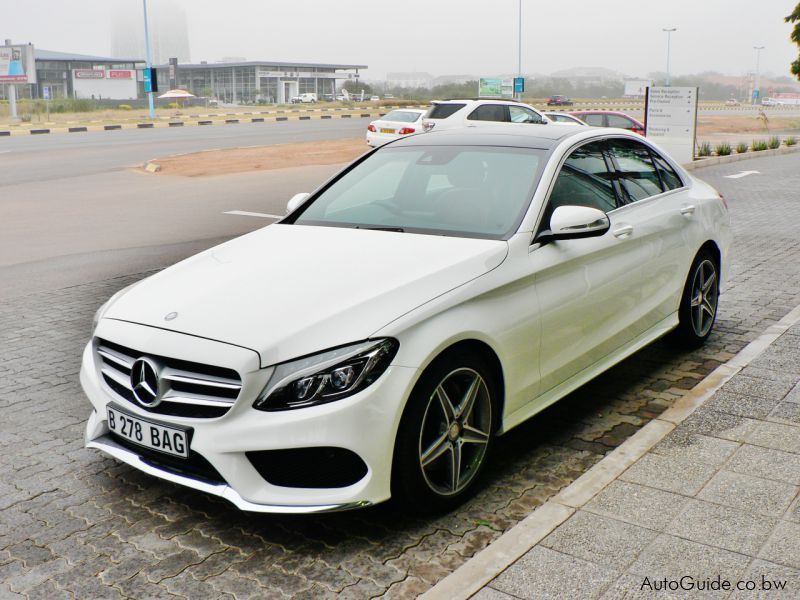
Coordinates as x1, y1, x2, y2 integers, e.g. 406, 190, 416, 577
0, 118, 367, 187
0, 119, 369, 298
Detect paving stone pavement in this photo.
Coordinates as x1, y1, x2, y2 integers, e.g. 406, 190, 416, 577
1, 152, 799, 599
477, 321, 800, 600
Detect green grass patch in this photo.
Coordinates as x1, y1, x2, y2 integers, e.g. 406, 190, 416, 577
714, 142, 732, 156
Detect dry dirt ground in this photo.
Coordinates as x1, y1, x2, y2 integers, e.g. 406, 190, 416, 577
143, 115, 800, 178
147, 139, 369, 177
696, 115, 800, 135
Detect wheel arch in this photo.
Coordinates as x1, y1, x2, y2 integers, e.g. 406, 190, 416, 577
413, 338, 506, 433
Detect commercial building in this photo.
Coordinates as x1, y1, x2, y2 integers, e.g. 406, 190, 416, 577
1, 48, 366, 104
0, 49, 143, 100
160, 60, 367, 104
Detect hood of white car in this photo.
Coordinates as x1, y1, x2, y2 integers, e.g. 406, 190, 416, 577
105, 224, 508, 367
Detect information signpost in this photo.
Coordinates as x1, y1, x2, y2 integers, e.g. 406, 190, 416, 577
478, 78, 514, 98
644, 86, 699, 164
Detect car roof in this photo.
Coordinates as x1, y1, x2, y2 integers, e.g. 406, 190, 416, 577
570, 109, 634, 116
388, 123, 589, 150
433, 98, 527, 105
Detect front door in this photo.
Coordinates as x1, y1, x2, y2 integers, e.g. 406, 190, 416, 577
529, 140, 644, 396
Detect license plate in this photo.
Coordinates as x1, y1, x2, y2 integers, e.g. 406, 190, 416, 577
107, 404, 190, 458
380, 128, 395, 134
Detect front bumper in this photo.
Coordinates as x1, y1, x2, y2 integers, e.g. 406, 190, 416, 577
82, 320, 418, 513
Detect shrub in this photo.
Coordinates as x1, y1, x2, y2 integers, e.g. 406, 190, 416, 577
715, 142, 732, 156
751, 139, 768, 151
768, 136, 781, 149
117, 104, 133, 110
697, 141, 712, 157
736, 142, 749, 154
786, 136, 797, 146
165, 102, 180, 109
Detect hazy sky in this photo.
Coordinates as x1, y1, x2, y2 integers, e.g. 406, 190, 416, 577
3, 0, 798, 80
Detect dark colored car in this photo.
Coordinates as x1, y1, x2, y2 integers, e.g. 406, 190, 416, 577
570, 110, 645, 135
547, 95, 574, 106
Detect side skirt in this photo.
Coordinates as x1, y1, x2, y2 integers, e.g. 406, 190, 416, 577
499, 312, 679, 434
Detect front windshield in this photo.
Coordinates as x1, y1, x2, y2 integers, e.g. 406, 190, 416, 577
291, 145, 545, 239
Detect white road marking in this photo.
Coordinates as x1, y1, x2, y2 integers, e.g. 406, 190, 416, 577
724, 170, 760, 179
0, 150, 10, 154
223, 210, 283, 219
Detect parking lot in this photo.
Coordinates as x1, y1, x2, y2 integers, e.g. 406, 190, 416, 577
1, 151, 799, 599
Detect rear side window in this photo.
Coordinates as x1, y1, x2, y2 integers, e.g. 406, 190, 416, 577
607, 139, 664, 202
581, 114, 605, 127
650, 152, 684, 190
426, 104, 465, 119
607, 114, 636, 130
467, 105, 508, 122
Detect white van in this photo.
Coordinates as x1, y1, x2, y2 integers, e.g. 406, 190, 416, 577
291, 93, 318, 104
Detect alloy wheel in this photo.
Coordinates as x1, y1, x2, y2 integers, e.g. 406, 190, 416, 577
690, 259, 718, 337
418, 368, 492, 496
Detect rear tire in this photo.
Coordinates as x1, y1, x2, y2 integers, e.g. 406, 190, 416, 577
672, 250, 719, 348
392, 351, 497, 514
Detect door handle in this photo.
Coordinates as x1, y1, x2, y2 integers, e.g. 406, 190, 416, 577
680, 204, 696, 216
612, 224, 634, 238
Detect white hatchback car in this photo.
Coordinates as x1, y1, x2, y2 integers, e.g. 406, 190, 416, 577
422, 98, 550, 132
366, 109, 426, 147
83, 125, 730, 514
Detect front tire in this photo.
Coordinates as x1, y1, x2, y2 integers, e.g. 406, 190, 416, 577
673, 250, 719, 347
392, 352, 497, 513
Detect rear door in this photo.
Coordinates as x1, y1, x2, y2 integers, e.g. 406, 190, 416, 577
580, 113, 607, 127
606, 137, 694, 328
466, 104, 509, 127
528, 139, 645, 398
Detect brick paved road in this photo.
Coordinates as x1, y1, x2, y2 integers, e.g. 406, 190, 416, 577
1, 153, 799, 599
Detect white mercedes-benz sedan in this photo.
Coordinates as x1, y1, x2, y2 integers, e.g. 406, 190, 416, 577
82, 124, 731, 514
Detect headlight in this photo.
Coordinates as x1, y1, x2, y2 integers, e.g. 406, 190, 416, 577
254, 338, 399, 412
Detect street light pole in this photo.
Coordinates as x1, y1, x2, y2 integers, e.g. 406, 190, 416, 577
753, 45, 765, 105
142, 0, 155, 119
663, 28, 677, 86
517, 0, 522, 100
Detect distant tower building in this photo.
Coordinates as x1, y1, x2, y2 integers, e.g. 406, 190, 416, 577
111, 0, 191, 64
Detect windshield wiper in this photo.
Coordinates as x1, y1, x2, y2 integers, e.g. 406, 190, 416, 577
355, 226, 406, 232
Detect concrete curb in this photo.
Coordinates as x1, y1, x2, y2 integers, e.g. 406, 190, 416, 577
0, 111, 390, 137
684, 144, 800, 170
422, 302, 800, 600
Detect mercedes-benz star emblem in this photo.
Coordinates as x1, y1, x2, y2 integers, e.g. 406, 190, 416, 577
130, 358, 161, 407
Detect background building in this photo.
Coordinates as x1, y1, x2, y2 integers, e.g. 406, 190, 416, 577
111, 0, 191, 64
161, 60, 366, 103
0, 49, 142, 100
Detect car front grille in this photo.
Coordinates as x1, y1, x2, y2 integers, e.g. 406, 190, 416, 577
96, 338, 242, 418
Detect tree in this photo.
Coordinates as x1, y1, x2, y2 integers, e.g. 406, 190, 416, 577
788, 3, 800, 79
342, 80, 373, 95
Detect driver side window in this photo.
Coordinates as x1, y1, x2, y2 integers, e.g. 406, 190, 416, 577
509, 106, 543, 124
541, 141, 618, 229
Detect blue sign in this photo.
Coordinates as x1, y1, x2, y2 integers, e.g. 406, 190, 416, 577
143, 67, 156, 93
752, 89, 760, 100
42, 86, 50, 100
513, 77, 524, 93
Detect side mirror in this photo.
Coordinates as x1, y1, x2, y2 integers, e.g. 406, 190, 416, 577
287, 192, 310, 214
536, 205, 610, 243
